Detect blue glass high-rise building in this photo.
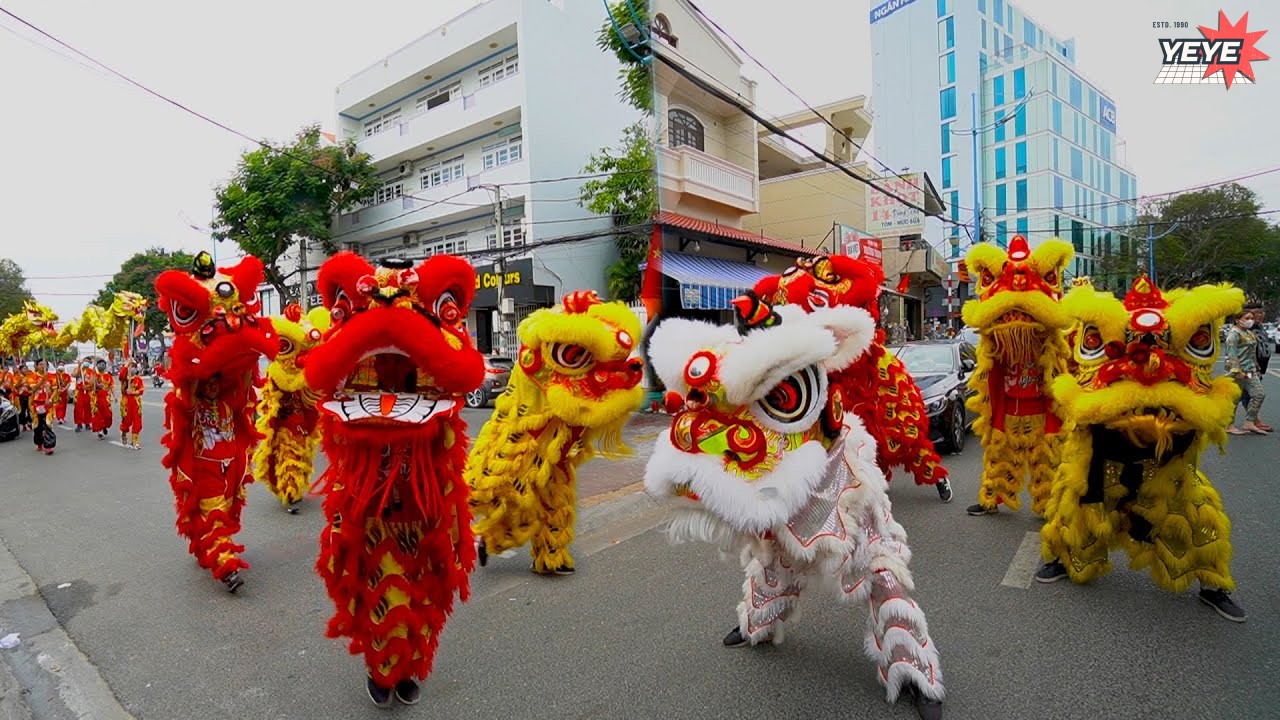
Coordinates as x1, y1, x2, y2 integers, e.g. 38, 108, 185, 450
870, 0, 1138, 281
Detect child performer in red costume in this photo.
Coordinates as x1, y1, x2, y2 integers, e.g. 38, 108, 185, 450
30, 360, 55, 455
54, 364, 72, 427
73, 360, 94, 432
155, 251, 277, 593
120, 362, 144, 449
91, 357, 115, 440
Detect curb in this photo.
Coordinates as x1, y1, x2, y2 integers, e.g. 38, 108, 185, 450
0, 537, 134, 720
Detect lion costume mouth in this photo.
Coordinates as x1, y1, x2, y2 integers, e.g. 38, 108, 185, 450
322, 349, 456, 426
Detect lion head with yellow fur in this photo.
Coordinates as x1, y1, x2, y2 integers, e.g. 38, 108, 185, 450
962, 235, 1073, 363
267, 303, 331, 392
1054, 276, 1243, 452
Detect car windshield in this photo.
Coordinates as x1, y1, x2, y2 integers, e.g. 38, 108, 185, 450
894, 345, 957, 375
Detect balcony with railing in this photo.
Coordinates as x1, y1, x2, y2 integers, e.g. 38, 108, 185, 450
657, 143, 757, 214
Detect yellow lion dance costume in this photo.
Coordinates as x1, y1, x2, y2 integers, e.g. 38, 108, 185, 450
1035, 276, 1247, 622
962, 235, 1073, 517
466, 290, 645, 575
252, 303, 331, 513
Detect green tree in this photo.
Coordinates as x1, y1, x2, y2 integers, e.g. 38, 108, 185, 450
579, 122, 656, 301
598, 1, 653, 113
213, 125, 380, 300
94, 248, 196, 342
0, 258, 33, 320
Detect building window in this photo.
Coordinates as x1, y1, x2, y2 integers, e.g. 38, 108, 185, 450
938, 17, 955, 50
1015, 141, 1027, 174
939, 52, 955, 84
993, 75, 1005, 106
996, 220, 1007, 245
669, 109, 705, 151
363, 108, 402, 138
363, 181, 404, 207
486, 225, 526, 249
940, 87, 957, 120
1016, 179, 1027, 212
1024, 18, 1037, 47
1015, 109, 1026, 137
981, 19, 987, 49
995, 147, 1006, 179
1052, 99, 1063, 134
941, 122, 952, 154
937, 0, 950, 17
1070, 147, 1083, 181
417, 82, 461, 113
942, 157, 953, 188
1053, 175, 1064, 208
1017, 216, 1028, 237
424, 232, 468, 256
994, 0, 1004, 26
420, 156, 464, 190
482, 136, 523, 170
996, 184, 1007, 215
1069, 76, 1083, 109
1071, 220, 1084, 252
950, 190, 960, 222
478, 55, 519, 87
994, 110, 1006, 142
1014, 68, 1026, 99
978, 0, 985, 12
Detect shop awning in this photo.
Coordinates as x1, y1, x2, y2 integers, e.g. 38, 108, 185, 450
641, 250, 770, 310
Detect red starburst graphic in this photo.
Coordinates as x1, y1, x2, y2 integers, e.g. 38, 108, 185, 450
1199, 10, 1269, 88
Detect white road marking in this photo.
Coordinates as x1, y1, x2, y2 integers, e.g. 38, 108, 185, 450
142, 401, 165, 408
1268, 370, 1280, 379
1000, 531, 1044, 589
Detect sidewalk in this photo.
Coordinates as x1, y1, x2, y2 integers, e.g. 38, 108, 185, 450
577, 411, 670, 505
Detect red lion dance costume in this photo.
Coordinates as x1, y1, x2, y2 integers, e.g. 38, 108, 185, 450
302, 253, 485, 707
753, 254, 952, 501
155, 251, 277, 593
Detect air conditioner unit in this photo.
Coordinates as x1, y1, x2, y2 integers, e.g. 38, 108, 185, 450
398, 162, 412, 176
500, 298, 515, 314
402, 233, 415, 246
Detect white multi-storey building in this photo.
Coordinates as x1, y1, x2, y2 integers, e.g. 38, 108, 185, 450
332, 0, 637, 356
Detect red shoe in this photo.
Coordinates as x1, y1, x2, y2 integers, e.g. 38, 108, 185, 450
44, 449, 53, 455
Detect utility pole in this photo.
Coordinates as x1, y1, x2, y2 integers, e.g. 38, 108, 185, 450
484, 184, 506, 357
1146, 221, 1180, 285
298, 236, 310, 312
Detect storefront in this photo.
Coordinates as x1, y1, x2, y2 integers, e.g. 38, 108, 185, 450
468, 257, 555, 357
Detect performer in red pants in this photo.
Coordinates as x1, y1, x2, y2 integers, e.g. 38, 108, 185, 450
119, 362, 144, 449
73, 360, 94, 431
92, 358, 115, 440
54, 364, 72, 426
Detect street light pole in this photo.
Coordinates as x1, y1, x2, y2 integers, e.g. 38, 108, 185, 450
1146, 221, 1179, 285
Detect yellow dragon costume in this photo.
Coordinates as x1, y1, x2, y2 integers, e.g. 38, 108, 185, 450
962, 235, 1073, 517
1035, 276, 1247, 622
252, 303, 331, 513
0, 300, 59, 358
466, 290, 645, 575
55, 292, 148, 352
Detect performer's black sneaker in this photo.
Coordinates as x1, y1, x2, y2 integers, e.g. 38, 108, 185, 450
554, 566, 575, 576
476, 539, 487, 567
936, 479, 953, 503
1034, 561, 1068, 583
722, 626, 749, 647
966, 503, 997, 516
286, 501, 301, 515
366, 677, 393, 707
1199, 588, 1247, 622
394, 679, 421, 705
222, 572, 244, 594
908, 683, 944, 720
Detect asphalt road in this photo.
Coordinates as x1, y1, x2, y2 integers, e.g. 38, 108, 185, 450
1, 379, 1278, 720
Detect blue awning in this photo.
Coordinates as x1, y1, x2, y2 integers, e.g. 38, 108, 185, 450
641, 250, 769, 310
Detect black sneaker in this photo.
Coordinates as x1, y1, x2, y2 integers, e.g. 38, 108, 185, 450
722, 626, 748, 647
394, 679, 421, 705
222, 572, 244, 594
966, 503, 997, 516
286, 502, 301, 515
366, 677, 393, 707
1034, 561, 1068, 583
554, 566, 575, 576
477, 539, 488, 567
908, 683, 944, 720
936, 479, 953, 503
1199, 588, 1247, 622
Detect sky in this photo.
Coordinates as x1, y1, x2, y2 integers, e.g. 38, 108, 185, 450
1, 0, 1277, 322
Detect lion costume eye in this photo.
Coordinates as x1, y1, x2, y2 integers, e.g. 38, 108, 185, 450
550, 343, 593, 370
754, 364, 825, 432
684, 351, 717, 387
1078, 324, 1106, 361
808, 288, 833, 308
279, 338, 296, 356
169, 300, 200, 331
1186, 324, 1216, 361
1044, 269, 1058, 285
980, 269, 995, 286
434, 291, 462, 325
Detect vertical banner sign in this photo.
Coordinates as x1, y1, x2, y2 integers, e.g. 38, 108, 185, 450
836, 224, 884, 268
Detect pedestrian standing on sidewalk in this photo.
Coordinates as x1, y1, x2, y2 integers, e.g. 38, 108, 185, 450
1224, 309, 1270, 435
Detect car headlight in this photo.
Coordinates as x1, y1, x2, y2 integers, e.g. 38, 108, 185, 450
924, 396, 948, 414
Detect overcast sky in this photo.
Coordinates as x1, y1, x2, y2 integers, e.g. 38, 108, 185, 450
2, 0, 1276, 322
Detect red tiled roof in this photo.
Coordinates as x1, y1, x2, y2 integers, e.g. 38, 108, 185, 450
655, 211, 811, 255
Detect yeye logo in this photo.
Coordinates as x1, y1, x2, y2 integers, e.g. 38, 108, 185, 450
1154, 10, 1269, 88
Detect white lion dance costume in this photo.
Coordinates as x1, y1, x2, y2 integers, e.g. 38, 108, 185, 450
644, 292, 944, 719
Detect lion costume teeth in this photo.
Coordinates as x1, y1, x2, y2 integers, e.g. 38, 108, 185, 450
1040, 276, 1244, 599
466, 290, 644, 575
962, 235, 1073, 516
644, 294, 945, 710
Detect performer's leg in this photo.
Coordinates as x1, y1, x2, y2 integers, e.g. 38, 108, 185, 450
1038, 438, 1122, 583
530, 472, 576, 574
1027, 418, 1060, 517
468, 478, 537, 562
1125, 469, 1237, 595
730, 548, 802, 647
971, 426, 1023, 513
